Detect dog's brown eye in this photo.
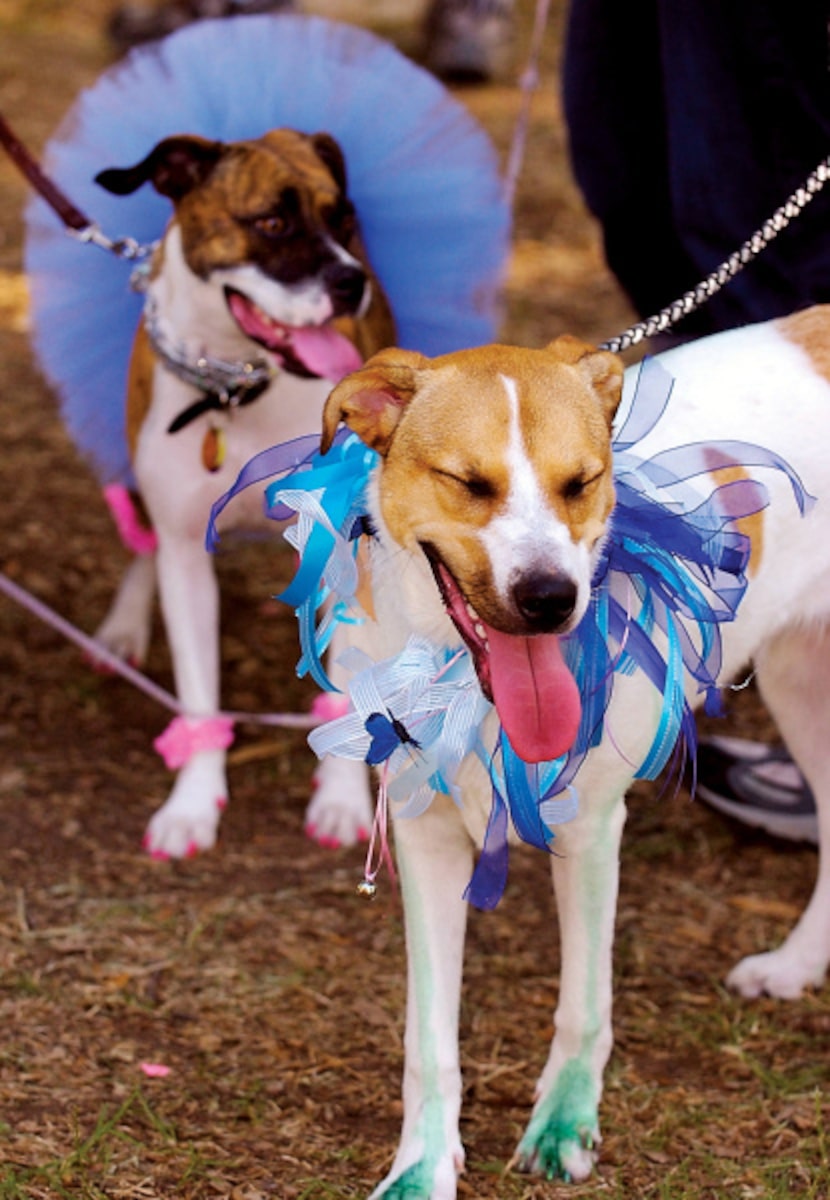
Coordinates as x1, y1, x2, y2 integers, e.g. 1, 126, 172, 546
327, 202, 357, 244
563, 473, 600, 500
436, 469, 494, 499
464, 475, 495, 499
254, 214, 286, 237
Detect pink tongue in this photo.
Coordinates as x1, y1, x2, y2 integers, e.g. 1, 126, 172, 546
486, 626, 582, 764
290, 324, 363, 382
228, 292, 276, 346
227, 293, 362, 382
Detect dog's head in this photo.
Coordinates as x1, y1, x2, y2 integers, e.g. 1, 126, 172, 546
322, 337, 624, 763
96, 129, 391, 377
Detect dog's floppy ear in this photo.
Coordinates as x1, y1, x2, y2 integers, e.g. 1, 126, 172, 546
545, 334, 624, 427
310, 132, 348, 194
321, 348, 428, 455
95, 135, 225, 200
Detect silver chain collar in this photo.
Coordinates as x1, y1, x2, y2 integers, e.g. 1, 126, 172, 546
142, 293, 277, 403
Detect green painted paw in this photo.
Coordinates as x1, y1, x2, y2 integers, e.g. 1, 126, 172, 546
375, 1160, 432, 1199
515, 1059, 600, 1184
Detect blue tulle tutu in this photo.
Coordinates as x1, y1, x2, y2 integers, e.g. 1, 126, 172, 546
24, 14, 510, 485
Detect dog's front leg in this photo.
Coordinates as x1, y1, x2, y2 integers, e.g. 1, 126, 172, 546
515, 761, 630, 1184
144, 533, 228, 858
372, 795, 473, 1200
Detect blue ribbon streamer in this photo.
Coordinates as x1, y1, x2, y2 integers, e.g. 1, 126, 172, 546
205, 434, 322, 551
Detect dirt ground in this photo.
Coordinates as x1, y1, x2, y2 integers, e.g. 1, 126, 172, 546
1, 2, 829, 1198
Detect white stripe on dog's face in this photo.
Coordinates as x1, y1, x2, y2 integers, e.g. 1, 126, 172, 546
480, 374, 593, 628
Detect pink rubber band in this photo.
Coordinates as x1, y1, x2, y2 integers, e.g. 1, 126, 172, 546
310, 692, 351, 722
103, 483, 158, 557
139, 1062, 171, 1078
154, 715, 235, 769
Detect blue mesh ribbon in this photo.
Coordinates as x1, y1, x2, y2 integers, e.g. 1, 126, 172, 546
205, 433, 322, 550
267, 434, 379, 689
207, 430, 377, 691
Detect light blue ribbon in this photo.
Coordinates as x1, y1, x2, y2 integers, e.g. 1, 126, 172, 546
264, 433, 379, 691
309, 637, 489, 812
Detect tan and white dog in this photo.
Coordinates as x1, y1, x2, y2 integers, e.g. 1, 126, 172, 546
93, 128, 391, 858
319, 307, 830, 1195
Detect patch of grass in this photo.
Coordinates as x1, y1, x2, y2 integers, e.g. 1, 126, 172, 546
0, 1088, 181, 1200
1, 972, 44, 998
296, 1183, 362, 1200
736, 1049, 829, 1098
178, 1144, 238, 1185
650, 1145, 830, 1200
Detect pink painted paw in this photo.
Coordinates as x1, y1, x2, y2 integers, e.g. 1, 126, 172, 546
304, 757, 374, 850
308, 826, 343, 849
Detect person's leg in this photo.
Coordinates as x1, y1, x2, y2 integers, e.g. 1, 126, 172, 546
566, 1, 830, 835
563, 0, 704, 323
109, 0, 292, 50
564, 0, 830, 332
422, 0, 515, 83
657, 0, 830, 329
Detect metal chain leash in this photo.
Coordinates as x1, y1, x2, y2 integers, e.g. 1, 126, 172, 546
601, 156, 830, 353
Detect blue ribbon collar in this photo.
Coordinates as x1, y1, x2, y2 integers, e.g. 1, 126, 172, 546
211, 358, 815, 909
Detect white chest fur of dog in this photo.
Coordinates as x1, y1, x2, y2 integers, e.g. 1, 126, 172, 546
320, 307, 830, 1196
93, 129, 392, 857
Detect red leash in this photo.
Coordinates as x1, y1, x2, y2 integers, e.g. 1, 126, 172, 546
0, 109, 155, 261
0, 111, 91, 232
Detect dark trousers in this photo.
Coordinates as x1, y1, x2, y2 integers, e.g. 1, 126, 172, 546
563, 0, 830, 333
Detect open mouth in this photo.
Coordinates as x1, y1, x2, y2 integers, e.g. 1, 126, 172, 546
424, 546, 583, 765
225, 287, 363, 382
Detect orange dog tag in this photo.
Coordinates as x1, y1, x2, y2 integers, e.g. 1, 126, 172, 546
202, 426, 226, 473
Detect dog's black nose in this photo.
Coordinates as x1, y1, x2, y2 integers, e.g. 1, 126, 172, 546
512, 571, 577, 630
326, 262, 367, 314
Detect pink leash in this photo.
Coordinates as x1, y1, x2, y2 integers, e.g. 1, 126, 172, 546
0, 568, 318, 731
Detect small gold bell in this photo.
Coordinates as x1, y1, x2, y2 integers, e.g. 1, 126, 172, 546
356, 878, 377, 899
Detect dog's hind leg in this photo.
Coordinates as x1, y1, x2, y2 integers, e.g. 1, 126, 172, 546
93, 553, 156, 666
371, 795, 473, 1200
728, 622, 830, 999
515, 754, 631, 1184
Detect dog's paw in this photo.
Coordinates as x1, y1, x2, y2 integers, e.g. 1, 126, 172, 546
92, 614, 151, 669
515, 1058, 600, 1184
370, 1151, 463, 1200
305, 755, 373, 848
144, 795, 225, 859
515, 1122, 598, 1184
727, 947, 827, 999
144, 757, 228, 859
